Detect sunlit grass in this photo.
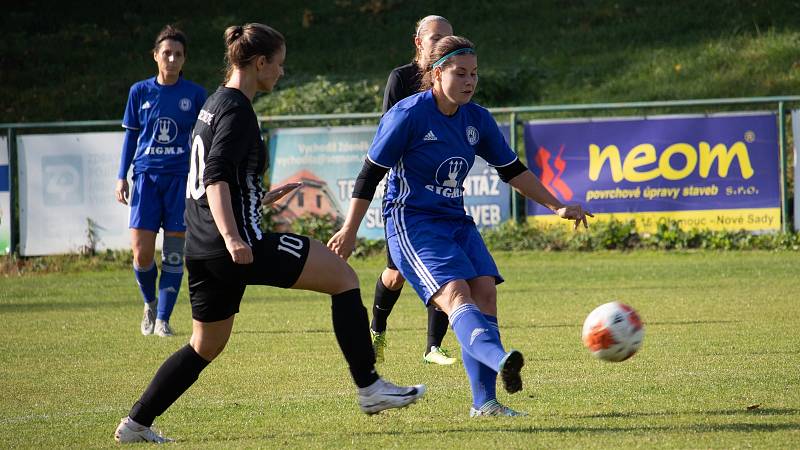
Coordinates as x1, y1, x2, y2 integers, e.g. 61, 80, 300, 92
1, 251, 798, 448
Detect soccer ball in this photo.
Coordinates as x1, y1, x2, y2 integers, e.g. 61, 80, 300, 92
581, 301, 644, 362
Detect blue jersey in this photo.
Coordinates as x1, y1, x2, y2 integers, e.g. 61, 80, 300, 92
122, 76, 206, 175
367, 90, 517, 234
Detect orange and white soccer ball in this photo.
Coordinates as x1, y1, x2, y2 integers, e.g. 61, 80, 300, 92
582, 301, 644, 362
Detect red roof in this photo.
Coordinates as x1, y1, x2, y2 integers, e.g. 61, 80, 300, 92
278, 170, 326, 187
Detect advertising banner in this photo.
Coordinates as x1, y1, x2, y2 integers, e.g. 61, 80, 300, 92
268, 125, 511, 239
0, 137, 9, 254
18, 132, 132, 255
524, 113, 780, 231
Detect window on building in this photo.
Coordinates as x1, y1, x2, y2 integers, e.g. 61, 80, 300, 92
298, 193, 304, 207
316, 195, 322, 209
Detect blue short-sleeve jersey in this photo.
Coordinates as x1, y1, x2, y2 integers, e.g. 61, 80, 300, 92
122, 76, 206, 175
368, 90, 517, 233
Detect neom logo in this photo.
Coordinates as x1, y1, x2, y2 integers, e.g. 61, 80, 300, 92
589, 141, 755, 182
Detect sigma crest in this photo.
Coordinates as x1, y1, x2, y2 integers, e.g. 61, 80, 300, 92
154, 117, 178, 144
466, 126, 479, 145
426, 156, 469, 198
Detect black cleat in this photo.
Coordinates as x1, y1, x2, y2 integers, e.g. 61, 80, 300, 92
500, 350, 524, 394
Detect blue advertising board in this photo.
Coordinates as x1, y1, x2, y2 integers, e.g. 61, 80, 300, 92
524, 113, 780, 231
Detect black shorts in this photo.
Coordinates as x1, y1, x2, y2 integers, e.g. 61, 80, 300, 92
385, 245, 398, 270
186, 233, 311, 322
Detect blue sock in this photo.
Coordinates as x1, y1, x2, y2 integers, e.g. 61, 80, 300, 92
133, 261, 157, 304
461, 348, 494, 409
157, 236, 185, 322
462, 314, 502, 409
157, 262, 183, 321
449, 303, 506, 372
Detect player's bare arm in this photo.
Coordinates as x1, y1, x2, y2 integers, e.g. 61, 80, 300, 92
115, 179, 130, 205
327, 197, 371, 260
206, 182, 252, 264
508, 170, 593, 229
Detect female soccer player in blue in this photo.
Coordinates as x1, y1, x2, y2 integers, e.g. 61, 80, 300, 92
329, 36, 592, 416
115, 25, 207, 337
371, 14, 457, 366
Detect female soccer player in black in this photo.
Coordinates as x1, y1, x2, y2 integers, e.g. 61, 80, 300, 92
370, 15, 458, 366
114, 23, 425, 444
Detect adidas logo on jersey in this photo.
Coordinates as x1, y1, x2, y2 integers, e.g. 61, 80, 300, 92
423, 130, 438, 141
142, 101, 152, 109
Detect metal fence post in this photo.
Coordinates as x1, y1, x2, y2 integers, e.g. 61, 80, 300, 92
778, 102, 789, 233
509, 112, 525, 223
7, 127, 18, 256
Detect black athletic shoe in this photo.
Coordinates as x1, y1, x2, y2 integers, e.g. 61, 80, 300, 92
499, 350, 524, 394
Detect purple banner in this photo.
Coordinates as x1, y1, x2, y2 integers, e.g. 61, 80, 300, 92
524, 113, 781, 231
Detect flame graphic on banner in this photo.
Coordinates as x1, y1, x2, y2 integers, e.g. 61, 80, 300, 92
533, 145, 573, 201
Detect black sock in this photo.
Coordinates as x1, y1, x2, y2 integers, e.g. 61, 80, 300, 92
129, 344, 210, 427
371, 277, 402, 333
426, 305, 450, 353
332, 288, 380, 388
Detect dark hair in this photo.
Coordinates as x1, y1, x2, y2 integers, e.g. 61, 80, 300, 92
153, 24, 187, 54
223, 23, 285, 82
419, 36, 475, 91
412, 15, 452, 65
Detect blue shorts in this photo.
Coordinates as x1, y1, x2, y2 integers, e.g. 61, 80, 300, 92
129, 172, 186, 232
387, 217, 503, 304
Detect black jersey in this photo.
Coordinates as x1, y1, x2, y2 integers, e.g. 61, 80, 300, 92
185, 86, 267, 259
382, 62, 421, 113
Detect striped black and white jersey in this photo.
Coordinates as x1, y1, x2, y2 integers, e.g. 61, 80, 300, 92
184, 86, 267, 259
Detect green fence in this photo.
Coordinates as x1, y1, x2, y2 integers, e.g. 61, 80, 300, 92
2, 95, 799, 256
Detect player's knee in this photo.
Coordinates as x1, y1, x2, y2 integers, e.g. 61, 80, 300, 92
132, 246, 155, 268
432, 282, 473, 315
473, 295, 497, 314
191, 336, 229, 361
382, 269, 405, 290
470, 279, 497, 313
161, 235, 185, 271
133, 256, 154, 269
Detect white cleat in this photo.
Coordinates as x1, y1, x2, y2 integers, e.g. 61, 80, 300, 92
154, 319, 174, 337
423, 346, 457, 365
114, 416, 173, 443
357, 378, 426, 415
469, 399, 528, 417
141, 302, 156, 336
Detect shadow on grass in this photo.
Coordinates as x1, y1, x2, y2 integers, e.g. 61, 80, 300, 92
230, 317, 754, 336
203, 419, 800, 444
570, 407, 799, 419
0, 298, 130, 313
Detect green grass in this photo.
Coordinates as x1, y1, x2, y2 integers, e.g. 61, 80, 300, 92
1, 251, 799, 448
4, 1, 800, 122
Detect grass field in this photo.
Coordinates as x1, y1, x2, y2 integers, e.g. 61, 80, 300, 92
1, 251, 799, 448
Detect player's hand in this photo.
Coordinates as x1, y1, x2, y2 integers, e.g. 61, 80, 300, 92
225, 236, 253, 264
556, 204, 594, 230
262, 182, 302, 205
115, 179, 129, 205
327, 228, 357, 261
